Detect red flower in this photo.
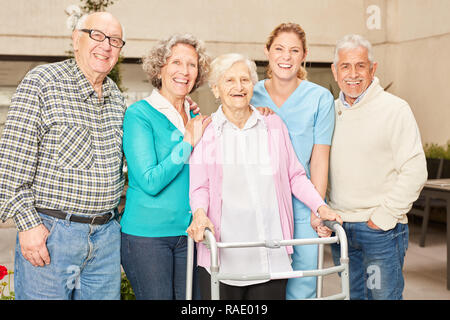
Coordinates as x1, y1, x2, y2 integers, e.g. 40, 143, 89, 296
0, 265, 7, 280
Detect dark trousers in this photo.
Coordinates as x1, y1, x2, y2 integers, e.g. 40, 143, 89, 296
121, 232, 200, 300
198, 266, 287, 300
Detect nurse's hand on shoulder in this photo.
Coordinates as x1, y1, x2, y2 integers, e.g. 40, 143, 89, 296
187, 209, 215, 243
255, 106, 274, 116
183, 115, 211, 148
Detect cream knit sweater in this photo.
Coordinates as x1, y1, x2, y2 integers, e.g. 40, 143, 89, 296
327, 77, 428, 231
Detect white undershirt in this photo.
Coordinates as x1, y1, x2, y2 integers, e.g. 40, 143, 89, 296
145, 89, 191, 133
215, 106, 292, 286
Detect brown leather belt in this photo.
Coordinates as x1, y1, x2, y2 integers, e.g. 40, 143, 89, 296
36, 208, 114, 225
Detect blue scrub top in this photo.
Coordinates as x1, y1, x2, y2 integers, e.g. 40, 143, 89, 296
251, 79, 335, 221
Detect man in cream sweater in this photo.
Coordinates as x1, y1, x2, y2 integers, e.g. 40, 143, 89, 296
328, 34, 427, 300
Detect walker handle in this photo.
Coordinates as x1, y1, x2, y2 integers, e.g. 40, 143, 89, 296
323, 220, 341, 231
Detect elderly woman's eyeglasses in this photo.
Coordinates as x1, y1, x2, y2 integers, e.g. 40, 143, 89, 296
80, 29, 126, 48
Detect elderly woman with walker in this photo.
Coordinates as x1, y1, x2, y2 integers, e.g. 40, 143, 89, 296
187, 53, 341, 300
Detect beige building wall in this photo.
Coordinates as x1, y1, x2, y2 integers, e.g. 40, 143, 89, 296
0, 0, 379, 59
0, 0, 449, 144
384, 0, 450, 146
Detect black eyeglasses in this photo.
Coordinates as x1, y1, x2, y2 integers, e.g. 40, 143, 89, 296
80, 29, 126, 48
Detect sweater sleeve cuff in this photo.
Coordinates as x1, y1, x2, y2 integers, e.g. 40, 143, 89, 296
190, 199, 209, 216
313, 201, 326, 218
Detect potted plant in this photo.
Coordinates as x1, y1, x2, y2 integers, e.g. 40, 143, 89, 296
423, 141, 450, 179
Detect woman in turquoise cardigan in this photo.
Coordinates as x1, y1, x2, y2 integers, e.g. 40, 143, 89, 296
120, 34, 211, 300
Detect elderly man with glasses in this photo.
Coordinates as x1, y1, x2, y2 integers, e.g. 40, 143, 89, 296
0, 12, 126, 300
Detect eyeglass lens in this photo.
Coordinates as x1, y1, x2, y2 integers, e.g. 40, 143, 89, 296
88, 29, 124, 48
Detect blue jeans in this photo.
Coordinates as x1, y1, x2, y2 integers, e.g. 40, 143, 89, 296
15, 211, 121, 300
331, 222, 409, 300
121, 232, 199, 300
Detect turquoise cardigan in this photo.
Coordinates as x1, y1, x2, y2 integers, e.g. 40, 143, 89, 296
120, 99, 194, 237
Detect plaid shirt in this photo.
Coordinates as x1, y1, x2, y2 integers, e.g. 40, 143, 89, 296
0, 59, 126, 231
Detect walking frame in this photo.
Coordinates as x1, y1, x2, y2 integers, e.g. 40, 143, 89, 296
186, 220, 350, 300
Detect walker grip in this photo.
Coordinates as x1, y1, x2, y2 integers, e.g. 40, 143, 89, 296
323, 220, 341, 231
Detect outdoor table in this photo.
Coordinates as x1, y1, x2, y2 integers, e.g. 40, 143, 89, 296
420, 179, 450, 289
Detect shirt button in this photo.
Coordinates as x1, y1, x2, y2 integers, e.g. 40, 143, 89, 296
338, 111, 342, 115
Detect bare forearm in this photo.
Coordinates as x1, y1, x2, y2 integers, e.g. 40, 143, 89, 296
310, 144, 330, 199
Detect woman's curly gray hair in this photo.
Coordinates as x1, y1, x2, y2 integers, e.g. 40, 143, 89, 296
142, 33, 210, 92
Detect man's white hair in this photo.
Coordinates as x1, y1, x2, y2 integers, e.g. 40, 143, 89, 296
75, 14, 88, 30
333, 34, 374, 66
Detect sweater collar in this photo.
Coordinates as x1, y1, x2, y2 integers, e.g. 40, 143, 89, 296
336, 76, 383, 112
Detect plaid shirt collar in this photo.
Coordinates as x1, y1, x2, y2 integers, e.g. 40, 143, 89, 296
70, 59, 112, 101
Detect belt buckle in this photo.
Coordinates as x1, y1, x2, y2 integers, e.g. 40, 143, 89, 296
90, 211, 112, 225
90, 215, 100, 225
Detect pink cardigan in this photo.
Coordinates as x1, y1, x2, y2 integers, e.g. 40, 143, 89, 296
189, 113, 326, 268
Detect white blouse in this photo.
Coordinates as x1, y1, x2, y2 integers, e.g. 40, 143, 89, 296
145, 89, 191, 133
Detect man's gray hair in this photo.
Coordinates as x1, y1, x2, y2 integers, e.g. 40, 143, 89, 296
74, 13, 126, 41
208, 53, 258, 88
333, 34, 374, 66
75, 14, 88, 30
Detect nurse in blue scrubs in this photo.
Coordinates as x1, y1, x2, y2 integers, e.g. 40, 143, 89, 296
251, 23, 335, 299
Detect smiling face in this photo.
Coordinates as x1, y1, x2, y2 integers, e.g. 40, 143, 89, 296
213, 61, 254, 112
73, 12, 123, 83
159, 43, 199, 102
332, 46, 377, 105
265, 31, 307, 81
